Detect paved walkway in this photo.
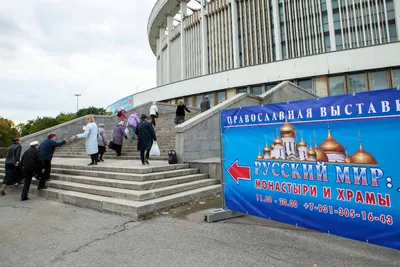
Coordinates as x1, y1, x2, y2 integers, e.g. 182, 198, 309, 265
1, 190, 399, 267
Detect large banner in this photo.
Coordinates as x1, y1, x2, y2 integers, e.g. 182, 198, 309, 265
222, 88, 400, 250
106, 94, 134, 114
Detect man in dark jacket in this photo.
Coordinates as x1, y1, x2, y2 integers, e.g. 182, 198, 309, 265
1, 138, 22, 196
38, 134, 66, 189
135, 114, 157, 165
21, 141, 45, 201
200, 95, 211, 113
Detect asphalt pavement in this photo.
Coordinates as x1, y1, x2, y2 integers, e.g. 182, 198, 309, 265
0, 187, 399, 267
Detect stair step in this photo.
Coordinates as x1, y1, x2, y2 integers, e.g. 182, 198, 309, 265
32, 179, 218, 201
48, 173, 208, 190
54, 154, 169, 160
50, 168, 200, 181
29, 184, 220, 219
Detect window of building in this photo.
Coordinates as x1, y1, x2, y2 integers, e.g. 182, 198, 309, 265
392, 69, 400, 88
251, 85, 263, 96
329, 76, 346, 96
185, 96, 193, 107
217, 91, 226, 104
369, 70, 389, 91
297, 78, 315, 93
196, 95, 203, 108
348, 73, 367, 93
266, 83, 277, 90
237, 86, 248, 94
208, 93, 215, 107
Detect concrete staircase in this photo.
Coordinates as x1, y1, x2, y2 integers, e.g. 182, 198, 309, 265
54, 112, 186, 161
0, 110, 221, 219
0, 160, 220, 219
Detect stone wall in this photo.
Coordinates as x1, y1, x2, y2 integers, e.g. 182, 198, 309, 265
175, 82, 317, 164
20, 101, 198, 154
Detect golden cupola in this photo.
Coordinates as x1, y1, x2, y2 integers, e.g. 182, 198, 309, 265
320, 126, 345, 154
274, 137, 284, 146
351, 133, 377, 165
263, 141, 271, 154
345, 150, 352, 163
307, 146, 317, 158
314, 146, 329, 162
256, 146, 264, 160
280, 119, 296, 138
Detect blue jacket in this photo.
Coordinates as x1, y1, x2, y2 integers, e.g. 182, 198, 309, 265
39, 139, 66, 161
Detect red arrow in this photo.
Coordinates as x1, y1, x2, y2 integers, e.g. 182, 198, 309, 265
227, 160, 251, 184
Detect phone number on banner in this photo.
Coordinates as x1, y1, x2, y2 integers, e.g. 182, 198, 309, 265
255, 194, 393, 225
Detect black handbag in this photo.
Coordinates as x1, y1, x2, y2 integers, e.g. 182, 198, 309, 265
108, 141, 116, 150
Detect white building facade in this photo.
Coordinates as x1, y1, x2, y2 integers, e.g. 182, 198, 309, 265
137, 0, 400, 107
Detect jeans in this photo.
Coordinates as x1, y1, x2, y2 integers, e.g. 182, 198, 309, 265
131, 126, 136, 140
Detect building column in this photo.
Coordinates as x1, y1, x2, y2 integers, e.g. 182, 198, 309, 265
271, 0, 282, 61
326, 0, 336, 51
394, 0, 400, 40
231, 0, 240, 68
167, 15, 173, 84
200, 0, 209, 75
180, 1, 187, 80
159, 27, 166, 84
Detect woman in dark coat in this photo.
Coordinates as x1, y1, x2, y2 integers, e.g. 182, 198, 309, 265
176, 99, 191, 124
135, 114, 157, 165
113, 121, 128, 157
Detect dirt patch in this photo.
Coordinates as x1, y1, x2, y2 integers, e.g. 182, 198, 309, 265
156, 194, 222, 220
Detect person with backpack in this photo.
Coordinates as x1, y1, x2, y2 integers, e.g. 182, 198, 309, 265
117, 107, 127, 122
113, 121, 128, 157
1, 138, 22, 196
176, 99, 191, 124
127, 112, 140, 141
38, 133, 66, 189
135, 114, 157, 165
97, 123, 109, 162
149, 102, 158, 127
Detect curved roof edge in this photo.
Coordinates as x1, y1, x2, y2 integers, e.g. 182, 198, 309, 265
147, 0, 181, 56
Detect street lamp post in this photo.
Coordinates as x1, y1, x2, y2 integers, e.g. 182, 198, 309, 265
74, 94, 81, 112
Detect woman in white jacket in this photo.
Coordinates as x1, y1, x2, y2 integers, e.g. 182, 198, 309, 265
71, 115, 99, 166
149, 102, 158, 127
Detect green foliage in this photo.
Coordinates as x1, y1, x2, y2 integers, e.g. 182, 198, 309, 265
0, 117, 20, 147
76, 107, 111, 117
17, 106, 112, 137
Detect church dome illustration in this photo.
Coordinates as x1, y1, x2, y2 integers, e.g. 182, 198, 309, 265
307, 147, 317, 158
345, 150, 352, 163
314, 144, 329, 162
270, 143, 275, 150
263, 143, 271, 154
351, 143, 377, 165
320, 127, 345, 153
280, 120, 296, 138
298, 139, 307, 148
274, 137, 283, 146
256, 153, 264, 160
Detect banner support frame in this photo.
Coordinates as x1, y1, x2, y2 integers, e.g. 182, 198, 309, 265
205, 110, 244, 223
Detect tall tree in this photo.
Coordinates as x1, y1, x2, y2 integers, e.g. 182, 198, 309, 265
0, 118, 20, 147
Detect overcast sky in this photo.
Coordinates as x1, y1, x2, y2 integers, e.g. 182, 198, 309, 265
0, 0, 156, 124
